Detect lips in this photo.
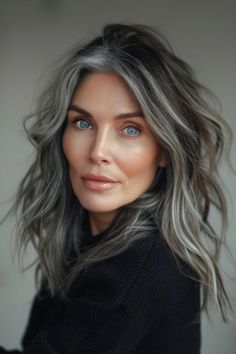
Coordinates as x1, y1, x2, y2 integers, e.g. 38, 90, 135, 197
82, 174, 117, 183
81, 174, 119, 191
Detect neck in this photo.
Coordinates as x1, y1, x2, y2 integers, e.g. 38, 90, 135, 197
89, 210, 118, 236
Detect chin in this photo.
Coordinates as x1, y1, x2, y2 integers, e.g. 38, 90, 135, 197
78, 198, 119, 214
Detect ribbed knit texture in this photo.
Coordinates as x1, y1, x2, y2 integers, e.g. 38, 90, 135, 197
0, 222, 201, 354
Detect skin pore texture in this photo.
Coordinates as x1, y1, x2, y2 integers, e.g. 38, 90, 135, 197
62, 72, 167, 236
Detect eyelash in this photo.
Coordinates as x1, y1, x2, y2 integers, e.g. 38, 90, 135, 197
72, 118, 142, 137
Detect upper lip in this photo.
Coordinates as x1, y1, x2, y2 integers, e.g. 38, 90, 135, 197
82, 174, 118, 183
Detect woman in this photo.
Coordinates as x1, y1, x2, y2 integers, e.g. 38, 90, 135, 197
0, 23, 233, 353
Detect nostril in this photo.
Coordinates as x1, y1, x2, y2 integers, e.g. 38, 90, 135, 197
89, 156, 110, 165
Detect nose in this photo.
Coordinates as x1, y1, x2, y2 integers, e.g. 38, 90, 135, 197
89, 128, 112, 165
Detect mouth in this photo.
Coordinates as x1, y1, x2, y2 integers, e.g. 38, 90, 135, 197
81, 174, 119, 191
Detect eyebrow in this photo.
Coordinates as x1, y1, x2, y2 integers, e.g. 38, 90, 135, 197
68, 105, 144, 119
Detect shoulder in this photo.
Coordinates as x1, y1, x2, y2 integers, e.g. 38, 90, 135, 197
132, 233, 200, 311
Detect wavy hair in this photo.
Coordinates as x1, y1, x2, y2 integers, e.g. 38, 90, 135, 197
12, 23, 233, 321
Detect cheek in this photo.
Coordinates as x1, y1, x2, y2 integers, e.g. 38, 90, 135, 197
62, 132, 86, 195
117, 142, 160, 181
62, 130, 85, 168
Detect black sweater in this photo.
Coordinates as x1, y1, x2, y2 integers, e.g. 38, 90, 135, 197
0, 224, 201, 353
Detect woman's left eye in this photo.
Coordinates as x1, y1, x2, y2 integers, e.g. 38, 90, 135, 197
122, 126, 141, 136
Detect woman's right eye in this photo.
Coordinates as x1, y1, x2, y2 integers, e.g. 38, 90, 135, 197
73, 118, 92, 129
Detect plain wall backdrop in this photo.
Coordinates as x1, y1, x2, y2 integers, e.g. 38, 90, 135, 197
0, 0, 235, 353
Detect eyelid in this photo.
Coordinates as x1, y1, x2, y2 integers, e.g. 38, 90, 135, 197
122, 122, 142, 131
72, 117, 93, 128
67, 112, 90, 121
69, 114, 90, 121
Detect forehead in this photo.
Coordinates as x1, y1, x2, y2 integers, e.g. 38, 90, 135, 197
71, 72, 141, 110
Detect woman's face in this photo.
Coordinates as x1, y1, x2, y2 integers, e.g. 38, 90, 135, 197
62, 72, 166, 228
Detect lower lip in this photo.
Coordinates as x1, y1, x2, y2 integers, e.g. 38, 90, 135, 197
82, 179, 119, 191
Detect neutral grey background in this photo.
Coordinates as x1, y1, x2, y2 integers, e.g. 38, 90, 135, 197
0, 0, 235, 353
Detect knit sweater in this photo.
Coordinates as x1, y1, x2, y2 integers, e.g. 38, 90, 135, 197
0, 221, 201, 354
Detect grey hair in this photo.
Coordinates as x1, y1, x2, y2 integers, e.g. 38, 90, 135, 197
13, 23, 233, 321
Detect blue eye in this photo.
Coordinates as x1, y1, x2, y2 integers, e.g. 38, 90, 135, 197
75, 119, 91, 129
123, 126, 140, 136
